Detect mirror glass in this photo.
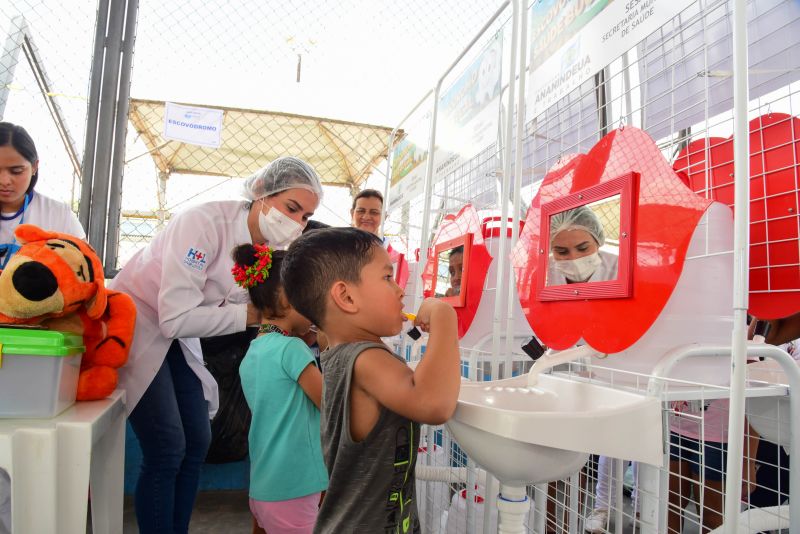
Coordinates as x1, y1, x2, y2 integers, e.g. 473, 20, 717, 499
434, 246, 464, 298
430, 233, 471, 307
545, 194, 621, 286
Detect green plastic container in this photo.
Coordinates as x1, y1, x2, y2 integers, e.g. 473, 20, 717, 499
0, 327, 85, 418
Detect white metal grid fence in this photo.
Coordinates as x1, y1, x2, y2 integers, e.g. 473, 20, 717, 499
388, 0, 800, 532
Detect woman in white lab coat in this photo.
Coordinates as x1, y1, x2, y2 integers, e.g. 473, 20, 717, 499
110, 157, 323, 534
545, 205, 618, 286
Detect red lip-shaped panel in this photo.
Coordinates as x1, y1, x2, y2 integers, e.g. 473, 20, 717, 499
673, 113, 800, 320
512, 127, 711, 353
420, 204, 492, 338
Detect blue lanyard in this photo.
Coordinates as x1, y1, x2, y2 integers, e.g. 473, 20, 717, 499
0, 193, 31, 268
0, 192, 30, 222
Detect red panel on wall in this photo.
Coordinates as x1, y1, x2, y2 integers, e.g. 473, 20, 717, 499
673, 113, 800, 319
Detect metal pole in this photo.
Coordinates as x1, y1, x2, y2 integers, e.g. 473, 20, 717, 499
723, 0, 749, 530
504, 0, 528, 377
0, 16, 27, 118
492, 0, 518, 382
104, 0, 139, 274
79, 0, 111, 231
413, 0, 512, 312
85, 0, 126, 256
381, 129, 398, 236
413, 85, 441, 311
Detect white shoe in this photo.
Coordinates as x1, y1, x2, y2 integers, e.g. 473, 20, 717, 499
584, 508, 609, 533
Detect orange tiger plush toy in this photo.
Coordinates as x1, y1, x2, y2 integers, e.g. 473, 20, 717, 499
0, 224, 136, 401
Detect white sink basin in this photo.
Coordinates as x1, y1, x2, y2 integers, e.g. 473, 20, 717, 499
747, 359, 793, 448
445, 374, 664, 486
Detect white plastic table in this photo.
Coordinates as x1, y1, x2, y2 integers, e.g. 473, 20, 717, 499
0, 390, 126, 534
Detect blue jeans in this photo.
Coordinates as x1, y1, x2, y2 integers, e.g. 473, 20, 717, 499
129, 340, 212, 533
669, 432, 727, 481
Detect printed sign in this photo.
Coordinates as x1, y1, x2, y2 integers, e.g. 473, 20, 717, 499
526, 0, 695, 121
389, 34, 503, 211
437, 32, 503, 167
163, 102, 224, 148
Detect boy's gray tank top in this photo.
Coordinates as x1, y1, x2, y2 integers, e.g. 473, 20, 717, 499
315, 341, 421, 534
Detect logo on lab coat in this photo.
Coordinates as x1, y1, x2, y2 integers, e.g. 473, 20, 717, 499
183, 247, 208, 271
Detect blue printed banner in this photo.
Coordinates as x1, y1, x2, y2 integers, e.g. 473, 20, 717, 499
527, 0, 695, 121
389, 33, 503, 210
163, 102, 224, 148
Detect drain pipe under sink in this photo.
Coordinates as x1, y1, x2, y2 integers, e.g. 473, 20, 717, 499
497, 485, 529, 534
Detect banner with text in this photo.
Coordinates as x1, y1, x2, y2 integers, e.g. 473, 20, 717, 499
389, 33, 503, 211
388, 111, 431, 211
163, 102, 224, 148
526, 0, 695, 121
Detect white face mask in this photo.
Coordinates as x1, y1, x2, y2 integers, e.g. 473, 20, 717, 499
554, 252, 602, 282
258, 203, 303, 249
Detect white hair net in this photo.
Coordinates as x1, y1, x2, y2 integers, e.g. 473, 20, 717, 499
242, 156, 324, 201
549, 205, 605, 247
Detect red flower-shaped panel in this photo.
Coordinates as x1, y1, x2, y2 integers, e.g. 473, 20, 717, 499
421, 204, 492, 338
512, 127, 712, 353
673, 113, 800, 319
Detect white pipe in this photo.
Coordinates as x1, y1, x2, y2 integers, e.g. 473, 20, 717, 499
724, 0, 750, 531
527, 345, 601, 386
568, 473, 579, 534
414, 464, 487, 485
614, 459, 624, 534
646, 342, 788, 395
504, 0, 529, 379
497, 484, 529, 534
412, 85, 440, 312
423, 425, 437, 532
707, 505, 789, 533
466, 459, 478, 534
533, 483, 547, 534
492, 0, 519, 381
483, 475, 498, 534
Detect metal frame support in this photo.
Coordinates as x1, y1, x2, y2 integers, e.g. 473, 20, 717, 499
79, 0, 139, 273
0, 16, 82, 180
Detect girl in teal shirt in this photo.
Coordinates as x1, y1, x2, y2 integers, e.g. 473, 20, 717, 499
233, 244, 327, 534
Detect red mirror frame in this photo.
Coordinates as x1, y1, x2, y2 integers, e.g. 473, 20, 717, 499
536, 172, 638, 301
393, 252, 405, 285
431, 234, 473, 308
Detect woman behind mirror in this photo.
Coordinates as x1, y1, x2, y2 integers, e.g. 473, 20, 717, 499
110, 156, 323, 534
547, 205, 618, 285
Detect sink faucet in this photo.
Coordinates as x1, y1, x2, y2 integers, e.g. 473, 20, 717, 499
527, 344, 602, 386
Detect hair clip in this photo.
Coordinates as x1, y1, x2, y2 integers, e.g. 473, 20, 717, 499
232, 244, 273, 288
